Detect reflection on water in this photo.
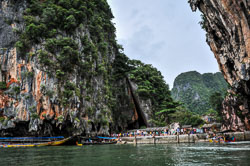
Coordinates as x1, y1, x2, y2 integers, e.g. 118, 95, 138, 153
0, 143, 250, 166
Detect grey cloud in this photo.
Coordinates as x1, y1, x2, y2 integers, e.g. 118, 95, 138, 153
120, 26, 167, 61
107, 0, 219, 88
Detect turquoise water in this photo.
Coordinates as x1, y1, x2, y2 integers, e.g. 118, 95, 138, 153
0, 143, 250, 166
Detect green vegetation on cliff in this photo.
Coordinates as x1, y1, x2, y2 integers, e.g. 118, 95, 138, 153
13, 0, 183, 132
169, 109, 204, 127
128, 60, 180, 126
171, 71, 228, 115
16, 1, 116, 103
12, 0, 119, 133
113, 54, 193, 127
0, 82, 7, 90
208, 92, 224, 122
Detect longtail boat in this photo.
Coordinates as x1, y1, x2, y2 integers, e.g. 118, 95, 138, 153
0, 144, 36, 148
81, 136, 117, 145
76, 141, 83, 146
0, 136, 71, 148
50, 137, 72, 146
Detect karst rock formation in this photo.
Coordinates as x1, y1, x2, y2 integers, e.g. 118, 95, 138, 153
189, 0, 250, 131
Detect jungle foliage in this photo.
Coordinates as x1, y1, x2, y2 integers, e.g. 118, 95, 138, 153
208, 92, 225, 122
15, 0, 117, 114
128, 60, 180, 126
112, 54, 204, 127
171, 71, 228, 115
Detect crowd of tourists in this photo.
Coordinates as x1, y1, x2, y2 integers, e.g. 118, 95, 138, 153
111, 128, 203, 138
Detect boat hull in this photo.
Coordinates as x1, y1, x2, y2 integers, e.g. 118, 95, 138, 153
50, 137, 72, 146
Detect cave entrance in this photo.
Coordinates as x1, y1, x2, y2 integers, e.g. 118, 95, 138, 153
127, 78, 148, 130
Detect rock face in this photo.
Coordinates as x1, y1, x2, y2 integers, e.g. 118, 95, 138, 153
0, 0, 150, 136
189, 0, 250, 130
171, 71, 228, 114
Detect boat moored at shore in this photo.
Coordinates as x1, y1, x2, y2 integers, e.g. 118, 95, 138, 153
0, 136, 72, 148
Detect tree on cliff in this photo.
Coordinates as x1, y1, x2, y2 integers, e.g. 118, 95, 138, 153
128, 60, 184, 127
169, 109, 204, 127
209, 92, 224, 122
113, 55, 181, 127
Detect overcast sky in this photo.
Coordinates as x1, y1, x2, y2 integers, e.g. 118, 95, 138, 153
107, 0, 219, 88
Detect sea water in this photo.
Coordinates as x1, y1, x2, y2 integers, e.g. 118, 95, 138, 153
0, 143, 250, 166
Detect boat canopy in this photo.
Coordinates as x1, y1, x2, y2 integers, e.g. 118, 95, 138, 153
0, 136, 64, 140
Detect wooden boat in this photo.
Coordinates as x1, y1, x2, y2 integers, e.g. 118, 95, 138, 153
0, 136, 64, 143
0, 141, 51, 148
0, 136, 71, 148
224, 136, 236, 143
50, 137, 72, 146
76, 141, 83, 146
0, 144, 35, 148
209, 138, 224, 143
81, 136, 117, 145
209, 135, 236, 144
34, 141, 52, 147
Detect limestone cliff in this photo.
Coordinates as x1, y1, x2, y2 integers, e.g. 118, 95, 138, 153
189, 0, 250, 131
0, 0, 150, 136
171, 71, 228, 114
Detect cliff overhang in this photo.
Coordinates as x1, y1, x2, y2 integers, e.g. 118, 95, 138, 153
188, 0, 250, 131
